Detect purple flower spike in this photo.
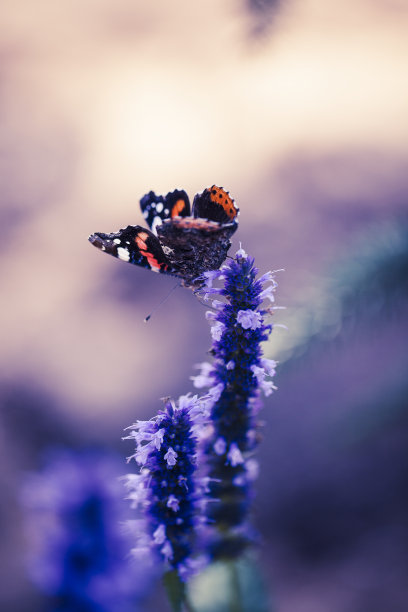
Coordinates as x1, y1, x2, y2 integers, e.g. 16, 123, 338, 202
124, 395, 209, 581
195, 247, 279, 559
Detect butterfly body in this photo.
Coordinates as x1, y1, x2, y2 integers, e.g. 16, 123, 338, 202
89, 186, 239, 288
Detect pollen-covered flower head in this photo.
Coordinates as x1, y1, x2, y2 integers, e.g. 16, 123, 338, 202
124, 394, 209, 581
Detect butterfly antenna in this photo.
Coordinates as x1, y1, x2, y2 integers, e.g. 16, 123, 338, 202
144, 282, 181, 322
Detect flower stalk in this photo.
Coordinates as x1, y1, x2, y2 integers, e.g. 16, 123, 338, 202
193, 248, 278, 559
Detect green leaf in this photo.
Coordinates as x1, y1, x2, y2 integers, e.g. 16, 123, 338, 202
186, 555, 272, 612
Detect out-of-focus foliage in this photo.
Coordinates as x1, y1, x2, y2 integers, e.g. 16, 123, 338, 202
257, 217, 408, 611
267, 217, 408, 364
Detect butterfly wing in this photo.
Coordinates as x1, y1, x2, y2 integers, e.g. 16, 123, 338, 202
89, 225, 175, 275
140, 189, 191, 235
192, 185, 239, 225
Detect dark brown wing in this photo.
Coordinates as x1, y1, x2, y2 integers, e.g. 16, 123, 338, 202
89, 225, 175, 275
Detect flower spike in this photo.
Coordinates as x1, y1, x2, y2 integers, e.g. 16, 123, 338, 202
194, 248, 278, 558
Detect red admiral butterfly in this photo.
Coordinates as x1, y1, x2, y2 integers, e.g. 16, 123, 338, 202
89, 186, 239, 288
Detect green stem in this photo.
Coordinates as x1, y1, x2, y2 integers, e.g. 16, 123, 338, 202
163, 570, 185, 612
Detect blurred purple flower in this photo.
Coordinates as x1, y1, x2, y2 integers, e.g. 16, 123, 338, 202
22, 450, 154, 612
194, 247, 278, 558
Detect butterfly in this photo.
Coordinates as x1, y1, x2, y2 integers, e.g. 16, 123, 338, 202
88, 186, 239, 288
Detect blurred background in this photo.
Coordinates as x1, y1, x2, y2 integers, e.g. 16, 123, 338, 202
1, 0, 407, 610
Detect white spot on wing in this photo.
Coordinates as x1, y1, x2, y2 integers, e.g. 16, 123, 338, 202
113, 238, 121, 244
117, 247, 130, 262
151, 217, 162, 235
156, 202, 164, 213
162, 245, 174, 256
